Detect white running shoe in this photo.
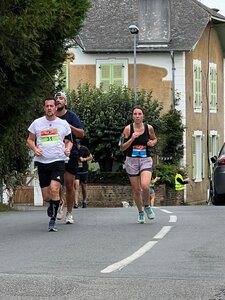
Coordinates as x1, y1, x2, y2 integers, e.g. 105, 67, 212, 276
56, 206, 64, 220
65, 212, 74, 224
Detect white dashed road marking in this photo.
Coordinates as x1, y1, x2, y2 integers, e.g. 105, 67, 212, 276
101, 208, 177, 273
153, 226, 172, 239
169, 215, 177, 223
160, 209, 173, 214
101, 241, 158, 273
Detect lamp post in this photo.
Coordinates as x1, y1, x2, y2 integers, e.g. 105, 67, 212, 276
129, 24, 139, 103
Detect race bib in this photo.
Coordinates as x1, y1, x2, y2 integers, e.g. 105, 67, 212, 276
131, 145, 147, 157
40, 128, 59, 147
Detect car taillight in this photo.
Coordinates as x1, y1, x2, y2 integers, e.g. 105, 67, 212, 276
218, 156, 225, 165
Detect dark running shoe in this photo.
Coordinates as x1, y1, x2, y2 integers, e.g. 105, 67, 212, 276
82, 201, 87, 208
48, 219, 58, 232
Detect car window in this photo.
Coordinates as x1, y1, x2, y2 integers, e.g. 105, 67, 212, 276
219, 143, 225, 156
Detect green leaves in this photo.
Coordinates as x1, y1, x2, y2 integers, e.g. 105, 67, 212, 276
0, 0, 91, 180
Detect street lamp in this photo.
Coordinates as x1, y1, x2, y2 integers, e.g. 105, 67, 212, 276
129, 24, 139, 103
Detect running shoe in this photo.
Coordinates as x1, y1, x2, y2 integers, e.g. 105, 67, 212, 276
65, 213, 74, 224
48, 219, 58, 232
56, 205, 64, 220
82, 201, 87, 208
74, 203, 79, 209
144, 206, 155, 220
137, 211, 145, 224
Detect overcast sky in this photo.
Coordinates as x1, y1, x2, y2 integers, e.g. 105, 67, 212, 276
200, 0, 225, 15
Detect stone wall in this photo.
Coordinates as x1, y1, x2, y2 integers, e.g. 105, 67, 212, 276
13, 184, 180, 207
78, 184, 178, 207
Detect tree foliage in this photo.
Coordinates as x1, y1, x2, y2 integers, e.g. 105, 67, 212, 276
0, 0, 91, 178
159, 109, 185, 164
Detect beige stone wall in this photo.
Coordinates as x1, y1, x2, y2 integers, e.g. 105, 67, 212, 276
69, 65, 96, 88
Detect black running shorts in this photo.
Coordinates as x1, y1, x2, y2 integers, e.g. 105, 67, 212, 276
37, 161, 65, 188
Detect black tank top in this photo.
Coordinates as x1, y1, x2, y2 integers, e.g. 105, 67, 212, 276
125, 123, 150, 157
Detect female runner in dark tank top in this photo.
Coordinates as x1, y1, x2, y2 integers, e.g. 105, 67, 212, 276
119, 106, 157, 224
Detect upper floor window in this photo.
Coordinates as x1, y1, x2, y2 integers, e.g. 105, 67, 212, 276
193, 59, 202, 112
209, 63, 217, 112
138, 0, 170, 45
96, 59, 128, 91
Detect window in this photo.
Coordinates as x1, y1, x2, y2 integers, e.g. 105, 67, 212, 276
192, 131, 205, 181
96, 59, 128, 91
209, 63, 217, 112
208, 130, 219, 175
208, 130, 219, 158
138, 0, 170, 45
193, 60, 202, 112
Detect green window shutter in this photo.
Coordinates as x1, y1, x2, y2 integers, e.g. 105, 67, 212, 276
209, 66, 217, 109
62, 63, 68, 89
193, 64, 202, 109
112, 64, 124, 87
100, 64, 124, 91
192, 135, 196, 180
100, 64, 111, 91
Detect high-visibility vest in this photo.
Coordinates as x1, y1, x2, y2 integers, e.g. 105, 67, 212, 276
175, 173, 184, 191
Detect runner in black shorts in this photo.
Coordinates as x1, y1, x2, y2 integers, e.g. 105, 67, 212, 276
27, 97, 72, 232
74, 141, 93, 208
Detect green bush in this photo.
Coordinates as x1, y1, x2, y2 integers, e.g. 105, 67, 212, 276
153, 163, 178, 187
0, 203, 15, 212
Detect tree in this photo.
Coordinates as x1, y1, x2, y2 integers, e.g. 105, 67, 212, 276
0, 0, 91, 179
67, 84, 164, 171
159, 109, 184, 164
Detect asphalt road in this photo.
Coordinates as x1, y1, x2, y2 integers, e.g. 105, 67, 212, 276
1, 205, 225, 300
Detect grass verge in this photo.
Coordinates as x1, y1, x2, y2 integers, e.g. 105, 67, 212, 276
0, 203, 15, 212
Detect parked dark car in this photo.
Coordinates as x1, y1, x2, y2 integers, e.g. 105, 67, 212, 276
210, 143, 225, 205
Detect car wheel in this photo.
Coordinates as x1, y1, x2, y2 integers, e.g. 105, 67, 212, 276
213, 190, 225, 205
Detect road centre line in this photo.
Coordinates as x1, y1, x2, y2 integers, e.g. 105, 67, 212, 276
101, 210, 175, 274
169, 215, 177, 223
153, 226, 172, 239
160, 208, 173, 214
101, 241, 158, 273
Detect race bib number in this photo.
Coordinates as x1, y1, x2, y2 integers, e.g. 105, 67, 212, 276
131, 145, 147, 157
40, 128, 59, 147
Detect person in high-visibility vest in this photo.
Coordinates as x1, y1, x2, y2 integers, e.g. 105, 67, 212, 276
175, 168, 190, 205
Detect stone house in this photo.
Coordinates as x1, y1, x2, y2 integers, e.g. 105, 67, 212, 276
60, 0, 225, 204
